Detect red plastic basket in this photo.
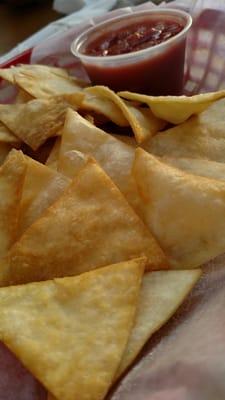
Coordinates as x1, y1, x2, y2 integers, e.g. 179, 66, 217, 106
0, 48, 32, 69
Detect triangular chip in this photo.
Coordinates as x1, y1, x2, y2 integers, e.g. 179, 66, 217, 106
0, 98, 69, 150
162, 156, 225, 182
15, 67, 86, 98
133, 148, 225, 269
0, 258, 145, 400
59, 109, 142, 215
15, 89, 34, 104
158, 97, 225, 139
0, 64, 87, 98
118, 90, 225, 124
82, 91, 128, 127
114, 268, 201, 380
19, 157, 70, 236
148, 134, 225, 163
0, 149, 27, 257
86, 86, 166, 143
0, 158, 167, 286
147, 98, 225, 161
0, 64, 69, 84
48, 268, 201, 400
0, 68, 16, 83
0, 122, 20, 144
59, 148, 89, 179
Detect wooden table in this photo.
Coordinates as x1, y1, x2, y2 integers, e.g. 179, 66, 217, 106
0, 0, 61, 56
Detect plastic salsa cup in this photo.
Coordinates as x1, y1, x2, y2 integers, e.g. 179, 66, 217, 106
71, 8, 192, 95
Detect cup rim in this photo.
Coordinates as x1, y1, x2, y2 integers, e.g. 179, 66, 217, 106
71, 8, 192, 64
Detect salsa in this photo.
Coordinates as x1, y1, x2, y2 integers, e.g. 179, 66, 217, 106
73, 10, 191, 95
84, 39, 185, 95
84, 19, 184, 57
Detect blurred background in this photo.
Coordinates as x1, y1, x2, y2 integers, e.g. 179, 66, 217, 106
0, 0, 60, 56
0, 0, 170, 58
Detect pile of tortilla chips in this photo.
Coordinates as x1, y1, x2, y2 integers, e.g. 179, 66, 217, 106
2, 63, 225, 399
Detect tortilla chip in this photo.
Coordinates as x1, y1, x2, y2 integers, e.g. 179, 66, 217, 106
59, 149, 89, 179
45, 137, 61, 170
0, 68, 15, 84
0, 258, 145, 400
0, 122, 20, 144
48, 268, 201, 400
19, 157, 70, 236
148, 136, 225, 162
0, 64, 69, 85
58, 109, 142, 215
115, 268, 201, 380
118, 90, 225, 124
86, 86, 166, 143
63, 92, 85, 109
82, 91, 128, 127
146, 108, 225, 162
14, 65, 87, 98
133, 148, 225, 269
0, 98, 69, 150
162, 156, 225, 182
0, 158, 167, 286
150, 97, 225, 155
15, 89, 34, 104
0, 149, 27, 257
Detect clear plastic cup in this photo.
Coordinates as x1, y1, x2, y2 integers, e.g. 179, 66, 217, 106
71, 8, 192, 95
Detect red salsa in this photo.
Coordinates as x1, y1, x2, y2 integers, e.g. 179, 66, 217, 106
75, 12, 190, 95
84, 19, 184, 57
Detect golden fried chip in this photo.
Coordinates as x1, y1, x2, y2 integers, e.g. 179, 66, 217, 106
162, 156, 225, 182
15, 89, 34, 104
19, 157, 70, 235
59, 109, 141, 215
48, 269, 200, 400
0, 122, 20, 144
115, 268, 201, 380
148, 97, 225, 160
148, 135, 225, 162
61, 92, 85, 109
146, 106, 225, 162
0, 98, 69, 150
59, 148, 89, 179
82, 91, 128, 127
133, 148, 225, 269
118, 90, 225, 124
86, 86, 166, 142
14, 64, 87, 98
45, 137, 61, 170
0, 159, 167, 286
0, 149, 27, 257
0, 258, 145, 400
0, 68, 15, 83
0, 64, 69, 84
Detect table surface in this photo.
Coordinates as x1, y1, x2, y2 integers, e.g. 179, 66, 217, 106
0, 0, 61, 56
